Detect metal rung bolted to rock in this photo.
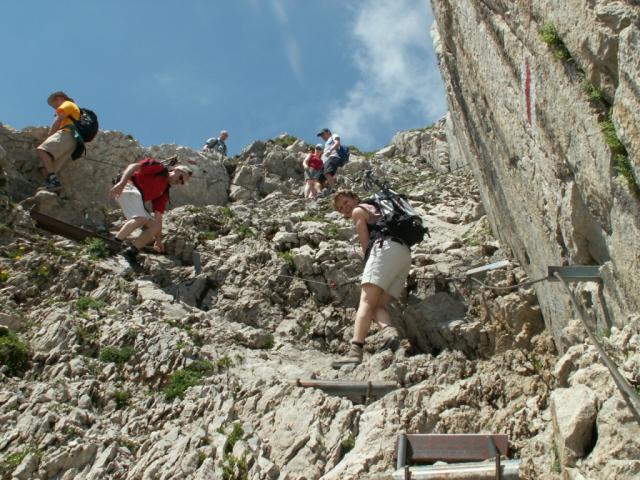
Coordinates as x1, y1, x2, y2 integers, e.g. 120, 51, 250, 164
394, 433, 519, 480
30, 209, 122, 252
547, 265, 601, 282
294, 379, 398, 404
464, 260, 511, 277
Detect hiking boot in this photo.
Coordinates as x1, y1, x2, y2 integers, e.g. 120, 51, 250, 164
331, 343, 363, 369
41, 174, 62, 192
122, 247, 141, 269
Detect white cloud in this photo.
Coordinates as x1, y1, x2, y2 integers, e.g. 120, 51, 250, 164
325, 0, 447, 148
270, 0, 288, 25
269, 0, 303, 82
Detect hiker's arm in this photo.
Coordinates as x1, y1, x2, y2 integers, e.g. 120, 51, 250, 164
352, 206, 370, 255
153, 213, 164, 252
48, 113, 64, 136
109, 163, 141, 198
303, 153, 311, 168
330, 136, 341, 153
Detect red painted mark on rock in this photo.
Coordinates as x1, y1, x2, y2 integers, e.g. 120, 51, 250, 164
524, 57, 532, 125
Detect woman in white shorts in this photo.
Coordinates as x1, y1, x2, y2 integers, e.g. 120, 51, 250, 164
331, 189, 411, 367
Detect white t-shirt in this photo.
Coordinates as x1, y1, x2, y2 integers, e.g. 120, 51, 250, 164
322, 133, 341, 163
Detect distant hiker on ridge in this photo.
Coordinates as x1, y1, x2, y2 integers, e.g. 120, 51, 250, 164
302, 144, 324, 199
202, 130, 229, 156
36, 91, 80, 192
317, 128, 342, 194
330, 189, 409, 368
109, 158, 193, 268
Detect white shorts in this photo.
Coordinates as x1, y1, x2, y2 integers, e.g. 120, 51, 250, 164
361, 239, 411, 298
117, 184, 153, 220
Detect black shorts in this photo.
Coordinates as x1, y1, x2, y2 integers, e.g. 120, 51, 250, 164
324, 157, 340, 176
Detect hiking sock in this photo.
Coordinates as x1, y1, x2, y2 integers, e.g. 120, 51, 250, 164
351, 341, 364, 349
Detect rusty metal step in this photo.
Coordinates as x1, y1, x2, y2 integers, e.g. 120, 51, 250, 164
30, 210, 122, 252
294, 379, 399, 404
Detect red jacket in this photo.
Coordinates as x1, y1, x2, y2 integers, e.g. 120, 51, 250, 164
131, 158, 170, 213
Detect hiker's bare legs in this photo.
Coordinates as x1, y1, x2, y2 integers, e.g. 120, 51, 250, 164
374, 294, 393, 328
324, 172, 337, 189
132, 216, 161, 250
352, 283, 392, 343
116, 217, 149, 241
312, 180, 322, 196
37, 149, 55, 175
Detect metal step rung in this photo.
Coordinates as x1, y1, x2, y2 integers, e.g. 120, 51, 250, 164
295, 379, 398, 404
547, 265, 601, 282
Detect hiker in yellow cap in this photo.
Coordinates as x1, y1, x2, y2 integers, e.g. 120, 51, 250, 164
36, 91, 80, 192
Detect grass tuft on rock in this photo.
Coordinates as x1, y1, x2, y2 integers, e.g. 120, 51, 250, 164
84, 238, 110, 260
0, 328, 30, 376
163, 360, 214, 401
76, 296, 106, 313
0, 444, 41, 477
539, 23, 571, 61
99, 346, 135, 365
580, 78, 605, 103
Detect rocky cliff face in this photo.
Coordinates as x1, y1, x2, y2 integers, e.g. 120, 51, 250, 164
1, 116, 639, 476
431, 0, 640, 349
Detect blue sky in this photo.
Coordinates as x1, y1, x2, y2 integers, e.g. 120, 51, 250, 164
0, 0, 446, 156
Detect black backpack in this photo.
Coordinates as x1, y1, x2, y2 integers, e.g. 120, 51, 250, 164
361, 171, 429, 249
337, 145, 350, 167
70, 108, 99, 160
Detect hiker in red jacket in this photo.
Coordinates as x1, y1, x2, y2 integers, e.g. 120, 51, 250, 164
109, 158, 192, 267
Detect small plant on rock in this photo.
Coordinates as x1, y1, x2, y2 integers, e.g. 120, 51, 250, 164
163, 360, 214, 401
216, 355, 233, 371
277, 250, 295, 268
0, 328, 30, 376
76, 296, 106, 313
224, 423, 245, 454
222, 455, 248, 480
272, 134, 297, 149
580, 78, 605, 103
0, 444, 41, 478
0, 269, 9, 283
99, 346, 135, 365
114, 389, 131, 409
84, 238, 110, 260
539, 23, 571, 61
340, 434, 355, 454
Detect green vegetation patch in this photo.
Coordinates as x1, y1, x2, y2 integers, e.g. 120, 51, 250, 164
99, 346, 136, 365
600, 111, 639, 196
539, 23, 571, 61
580, 78, 605, 103
76, 296, 106, 313
0, 269, 9, 283
222, 454, 248, 480
277, 250, 295, 268
272, 134, 297, 149
163, 360, 214, 401
0, 329, 30, 376
0, 444, 41, 477
84, 238, 110, 260
114, 389, 130, 409
340, 435, 355, 454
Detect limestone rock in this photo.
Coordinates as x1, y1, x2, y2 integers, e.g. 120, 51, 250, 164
550, 385, 598, 466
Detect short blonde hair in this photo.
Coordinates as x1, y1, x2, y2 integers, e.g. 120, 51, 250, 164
332, 189, 360, 209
